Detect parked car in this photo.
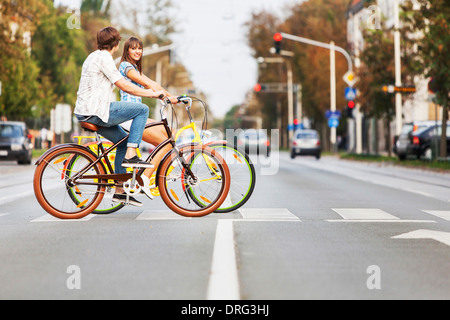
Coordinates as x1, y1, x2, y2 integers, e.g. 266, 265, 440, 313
411, 124, 450, 160
395, 121, 436, 160
0, 121, 33, 164
236, 129, 270, 157
290, 129, 321, 159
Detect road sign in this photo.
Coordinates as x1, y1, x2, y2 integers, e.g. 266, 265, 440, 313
325, 110, 341, 119
328, 117, 339, 128
382, 85, 416, 94
343, 71, 358, 87
345, 87, 357, 101
54, 104, 72, 134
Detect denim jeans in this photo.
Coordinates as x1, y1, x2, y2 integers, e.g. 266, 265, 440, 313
76, 101, 149, 174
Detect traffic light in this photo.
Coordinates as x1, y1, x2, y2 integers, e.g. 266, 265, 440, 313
274, 33, 282, 54
254, 84, 267, 92
347, 101, 355, 109
346, 101, 355, 118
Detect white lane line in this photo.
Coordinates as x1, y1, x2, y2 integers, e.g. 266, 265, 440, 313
136, 210, 192, 220
239, 208, 300, 221
0, 213, 10, 218
31, 214, 95, 222
422, 210, 450, 221
206, 219, 240, 300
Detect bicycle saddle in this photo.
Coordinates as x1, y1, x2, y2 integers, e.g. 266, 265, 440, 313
79, 122, 100, 132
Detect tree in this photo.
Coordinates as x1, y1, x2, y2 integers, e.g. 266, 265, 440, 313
0, 0, 50, 119
402, 0, 450, 158
32, 6, 87, 108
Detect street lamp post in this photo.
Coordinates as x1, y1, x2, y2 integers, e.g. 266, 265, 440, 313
279, 33, 353, 152
394, 0, 403, 136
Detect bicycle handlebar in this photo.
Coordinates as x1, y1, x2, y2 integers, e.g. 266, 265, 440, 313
159, 96, 193, 120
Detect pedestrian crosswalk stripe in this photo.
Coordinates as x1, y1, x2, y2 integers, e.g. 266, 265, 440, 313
31, 214, 95, 222
29, 208, 450, 223
332, 208, 399, 220
238, 208, 300, 221
422, 210, 450, 221
328, 208, 435, 223
136, 210, 191, 220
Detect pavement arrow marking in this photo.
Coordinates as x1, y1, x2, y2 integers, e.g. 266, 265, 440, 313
392, 229, 450, 247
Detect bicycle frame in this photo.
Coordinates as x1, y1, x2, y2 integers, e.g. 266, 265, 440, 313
36, 109, 197, 191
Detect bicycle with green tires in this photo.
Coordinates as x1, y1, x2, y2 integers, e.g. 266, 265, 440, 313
72, 96, 256, 214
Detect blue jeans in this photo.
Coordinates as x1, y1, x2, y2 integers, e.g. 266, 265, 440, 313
76, 101, 149, 174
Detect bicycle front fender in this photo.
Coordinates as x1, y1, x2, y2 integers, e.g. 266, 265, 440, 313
154, 142, 201, 188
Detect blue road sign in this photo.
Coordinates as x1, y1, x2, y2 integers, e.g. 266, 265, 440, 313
328, 117, 339, 128
326, 110, 341, 119
345, 87, 357, 101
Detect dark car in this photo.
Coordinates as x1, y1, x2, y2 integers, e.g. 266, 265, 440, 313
290, 129, 321, 159
395, 121, 435, 160
411, 124, 450, 160
0, 121, 33, 164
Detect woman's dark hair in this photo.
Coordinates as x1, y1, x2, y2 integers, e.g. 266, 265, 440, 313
119, 37, 144, 74
97, 26, 121, 51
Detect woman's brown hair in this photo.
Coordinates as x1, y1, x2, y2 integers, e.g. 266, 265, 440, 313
97, 26, 121, 51
119, 37, 144, 74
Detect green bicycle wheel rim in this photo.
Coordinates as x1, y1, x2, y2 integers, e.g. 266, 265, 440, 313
67, 153, 123, 213
189, 145, 253, 210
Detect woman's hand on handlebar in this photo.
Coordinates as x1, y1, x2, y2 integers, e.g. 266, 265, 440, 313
148, 89, 166, 100
167, 95, 179, 104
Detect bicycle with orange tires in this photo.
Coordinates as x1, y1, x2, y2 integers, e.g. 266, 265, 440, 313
33, 97, 231, 219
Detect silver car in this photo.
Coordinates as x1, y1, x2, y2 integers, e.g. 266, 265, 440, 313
290, 129, 321, 159
237, 129, 270, 157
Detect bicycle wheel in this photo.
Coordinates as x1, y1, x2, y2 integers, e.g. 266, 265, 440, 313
76, 141, 124, 214
33, 145, 106, 219
157, 145, 230, 217
204, 142, 255, 213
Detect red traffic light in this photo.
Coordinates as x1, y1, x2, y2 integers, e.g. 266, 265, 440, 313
273, 33, 282, 42
254, 84, 262, 92
347, 101, 355, 109
293, 118, 299, 125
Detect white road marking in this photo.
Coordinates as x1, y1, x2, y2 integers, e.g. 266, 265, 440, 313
239, 208, 300, 221
332, 208, 399, 220
328, 208, 435, 223
422, 210, 450, 221
31, 214, 95, 222
136, 210, 191, 220
206, 219, 240, 300
392, 229, 450, 247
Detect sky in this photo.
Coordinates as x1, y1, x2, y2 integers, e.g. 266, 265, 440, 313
54, 0, 303, 118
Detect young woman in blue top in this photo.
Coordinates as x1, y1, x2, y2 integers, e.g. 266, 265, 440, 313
118, 37, 178, 199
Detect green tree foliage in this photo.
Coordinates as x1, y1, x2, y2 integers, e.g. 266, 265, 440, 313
32, 7, 87, 110
402, 0, 450, 157
245, 0, 348, 135
0, 0, 50, 119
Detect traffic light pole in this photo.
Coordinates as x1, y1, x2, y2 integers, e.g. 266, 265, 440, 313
280, 33, 353, 151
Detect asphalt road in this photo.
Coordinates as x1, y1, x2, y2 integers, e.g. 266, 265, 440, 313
0, 152, 449, 300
